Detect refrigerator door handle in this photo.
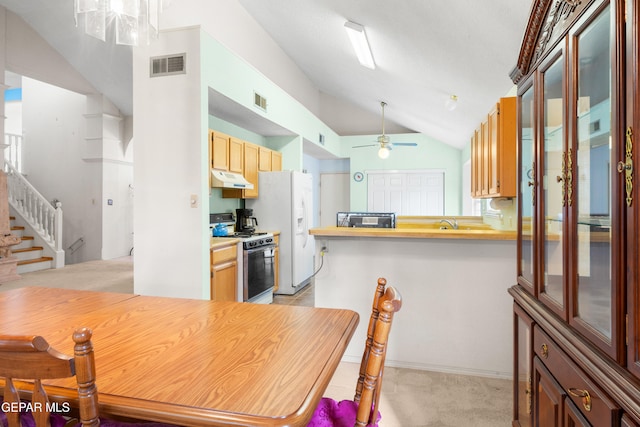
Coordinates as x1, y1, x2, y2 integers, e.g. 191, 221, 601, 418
300, 196, 309, 247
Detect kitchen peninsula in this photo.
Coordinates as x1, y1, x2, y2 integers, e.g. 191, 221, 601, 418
309, 217, 516, 378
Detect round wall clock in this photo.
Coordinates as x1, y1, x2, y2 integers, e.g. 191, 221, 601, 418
353, 172, 364, 182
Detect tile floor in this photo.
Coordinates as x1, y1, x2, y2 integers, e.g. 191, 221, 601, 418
1, 259, 513, 426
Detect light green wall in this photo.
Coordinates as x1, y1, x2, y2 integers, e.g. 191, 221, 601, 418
343, 133, 463, 215
201, 28, 467, 216
200, 30, 342, 159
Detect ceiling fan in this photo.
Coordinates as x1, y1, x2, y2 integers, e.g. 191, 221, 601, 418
352, 101, 417, 158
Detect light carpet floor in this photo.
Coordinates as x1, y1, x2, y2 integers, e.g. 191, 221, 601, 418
0, 258, 513, 426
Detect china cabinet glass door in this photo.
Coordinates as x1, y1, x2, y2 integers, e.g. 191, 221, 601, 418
541, 52, 566, 315
519, 81, 535, 293
570, 3, 619, 358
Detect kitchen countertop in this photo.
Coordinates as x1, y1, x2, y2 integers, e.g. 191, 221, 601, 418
309, 226, 516, 240
210, 237, 240, 249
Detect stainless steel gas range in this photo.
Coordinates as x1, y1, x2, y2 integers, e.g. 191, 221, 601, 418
210, 213, 276, 304
236, 231, 275, 304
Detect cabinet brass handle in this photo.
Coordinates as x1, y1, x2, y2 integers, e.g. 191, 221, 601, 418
617, 127, 634, 207
568, 388, 592, 412
566, 148, 573, 206
559, 153, 567, 206
540, 343, 549, 359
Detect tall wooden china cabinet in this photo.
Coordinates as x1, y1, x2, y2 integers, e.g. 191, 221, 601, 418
510, 0, 640, 425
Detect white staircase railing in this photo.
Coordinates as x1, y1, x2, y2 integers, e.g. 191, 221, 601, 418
4, 160, 63, 252
4, 133, 23, 173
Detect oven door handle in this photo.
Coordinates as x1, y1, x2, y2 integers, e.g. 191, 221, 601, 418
244, 244, 277, 255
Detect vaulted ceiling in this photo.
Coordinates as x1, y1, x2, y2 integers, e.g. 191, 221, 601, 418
0, 0, 533, 150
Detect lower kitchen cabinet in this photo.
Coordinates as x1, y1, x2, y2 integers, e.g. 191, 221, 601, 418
210, 243, 237, 302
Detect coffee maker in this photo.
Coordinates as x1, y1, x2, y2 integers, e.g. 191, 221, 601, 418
235, 208, 258, 234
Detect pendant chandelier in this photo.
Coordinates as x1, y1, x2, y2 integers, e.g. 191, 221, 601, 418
74, 0, 171, 46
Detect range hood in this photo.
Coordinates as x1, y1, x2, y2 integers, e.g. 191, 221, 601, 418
211, 170, 254, 189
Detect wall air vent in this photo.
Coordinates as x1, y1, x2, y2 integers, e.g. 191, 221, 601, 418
319, 133, 325, 145
589, 120, 600, 134
254, 92, 267, 111
150, 53, 186, 77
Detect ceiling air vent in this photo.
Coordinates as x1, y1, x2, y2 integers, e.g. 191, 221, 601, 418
150, 53, 186, 77
254, 92, 267, 111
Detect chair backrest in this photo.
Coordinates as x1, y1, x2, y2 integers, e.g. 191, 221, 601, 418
353, 278, 402, 427
0, 327, 100, 427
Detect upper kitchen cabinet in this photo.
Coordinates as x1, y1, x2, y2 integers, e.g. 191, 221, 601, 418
210, 130, 230, 171
271, 151, 282, 171
510, 0, 640, 424
471, 97, 517, 199
229, 137, 244, 174
210, 129, 283, 198
223, 142, 259, 199
258, 146, 271, 171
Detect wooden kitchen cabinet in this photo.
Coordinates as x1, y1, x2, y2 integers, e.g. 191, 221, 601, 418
210, 128, 282, 197
210, 130, 230, 171
470, 97, 516, 199
229, 137, 244, 173
258, 146, 272, 171
510, 0, 640, 425
210, 243, 237, 302
223, 142, 259, 199
470, 128, 481, 197
487, 97, 516, 197
271, 151, 282, 171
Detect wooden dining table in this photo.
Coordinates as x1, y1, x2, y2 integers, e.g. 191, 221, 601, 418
0, 287, 359, 426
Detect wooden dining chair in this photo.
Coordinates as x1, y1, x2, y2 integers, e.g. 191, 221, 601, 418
0, 328, 175, 427
308, 277, 402, 427
0, 327, 99, 427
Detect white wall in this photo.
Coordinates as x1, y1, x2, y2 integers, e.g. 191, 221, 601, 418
2, 8, 133, 264
160, 0, 320, 116
133, 27, 208, 299
22, 78, 101, 262
314, 237, 516, 378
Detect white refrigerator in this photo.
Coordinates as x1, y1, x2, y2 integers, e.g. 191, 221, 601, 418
246, 171, 315, 295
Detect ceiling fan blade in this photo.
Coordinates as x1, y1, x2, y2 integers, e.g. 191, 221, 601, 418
352, 144, 377, 148
391, 142, 418, 147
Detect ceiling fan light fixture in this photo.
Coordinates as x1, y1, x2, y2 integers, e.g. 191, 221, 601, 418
445, 95, 458, 111
378, 145, 390, 159
344, 21, 376, 70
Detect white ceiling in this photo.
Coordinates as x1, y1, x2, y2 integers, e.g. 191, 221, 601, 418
0, 0, 533, 151
235, 0, 533, 148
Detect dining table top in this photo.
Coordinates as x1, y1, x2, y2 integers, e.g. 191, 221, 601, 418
0, 287, 359, 427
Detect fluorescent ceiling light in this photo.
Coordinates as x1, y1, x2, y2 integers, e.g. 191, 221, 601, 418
344, 21, 376, 69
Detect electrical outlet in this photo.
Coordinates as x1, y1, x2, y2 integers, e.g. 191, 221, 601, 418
321, 246, 328, 253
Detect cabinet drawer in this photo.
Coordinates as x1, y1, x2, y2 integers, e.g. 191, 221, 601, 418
211, 245, 237, 264
533, 326, 619, 426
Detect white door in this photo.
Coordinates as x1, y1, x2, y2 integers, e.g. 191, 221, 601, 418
320, 173, 350, 227
367, 171, 444, 215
